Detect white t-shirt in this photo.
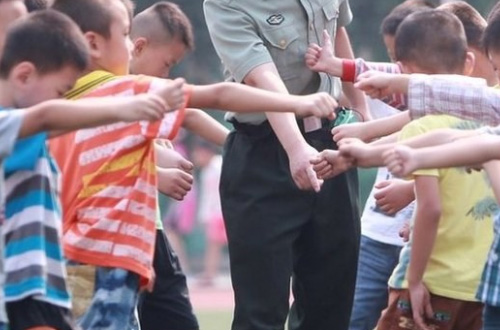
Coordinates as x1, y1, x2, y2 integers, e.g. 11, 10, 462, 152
361, 167, 415, 246
360, 99, 415, 246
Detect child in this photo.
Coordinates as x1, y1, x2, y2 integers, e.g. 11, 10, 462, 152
0, 8, 191, 330
49, 0, 339, 328
130, 3, 200, 329
340, 10, 496, 330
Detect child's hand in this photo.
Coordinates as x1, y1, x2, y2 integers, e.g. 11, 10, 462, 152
119, 94, 168, 122
331, 122, 369, 142
310, 149, 353, 180
354, 71, 409, 99
408, 282, 434, 330
157, 168, 193, 201
295, 92, 337, 120
155, 141, 194, 172
374, 179, 414, 215
398, 221, 410, 242
383, 145, 417, 178
154, 77, 186, 111
305, 30, 342, 77
338, 138, 373, 167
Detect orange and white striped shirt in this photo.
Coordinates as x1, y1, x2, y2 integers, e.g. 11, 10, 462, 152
50, 71, 185, 284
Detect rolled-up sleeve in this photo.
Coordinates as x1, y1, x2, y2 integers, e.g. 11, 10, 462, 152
204, 0, 273, 83
408, 74, 500, 126
338, 0, 353, 27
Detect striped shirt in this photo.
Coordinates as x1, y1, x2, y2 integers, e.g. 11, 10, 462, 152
50, 71, 184, 285
3, 132, 71, 308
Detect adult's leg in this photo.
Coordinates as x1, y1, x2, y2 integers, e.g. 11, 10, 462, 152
138, 230, 199, 330
221, 123, 313, 330
349, 236, 402, 330
288, 139, 360, 330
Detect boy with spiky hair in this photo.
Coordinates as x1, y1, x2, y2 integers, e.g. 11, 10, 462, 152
130, 2, 200, 329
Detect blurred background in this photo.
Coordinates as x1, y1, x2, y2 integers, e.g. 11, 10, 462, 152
129, 1, 496, 329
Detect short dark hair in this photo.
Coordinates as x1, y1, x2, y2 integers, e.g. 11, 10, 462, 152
51, 0, 134, 39
0, 9, 89, 77
380, 0, 435, 36
131, 2, 194, 51
438, 1, 486, 50
24, 0, 48, 11
395, 10, 467, 74
484, 2, 500, 55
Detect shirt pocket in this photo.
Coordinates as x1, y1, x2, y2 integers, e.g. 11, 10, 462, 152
319, 0, 341, 34
260, 25, 300, 81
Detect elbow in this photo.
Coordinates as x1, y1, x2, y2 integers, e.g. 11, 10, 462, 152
421, 203, 441, 223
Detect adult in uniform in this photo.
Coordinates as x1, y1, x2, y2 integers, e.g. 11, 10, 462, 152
203, 1, 368, 329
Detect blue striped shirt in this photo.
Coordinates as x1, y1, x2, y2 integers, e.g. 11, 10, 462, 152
2, 133, 71, 308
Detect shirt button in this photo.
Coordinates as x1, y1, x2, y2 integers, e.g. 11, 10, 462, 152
280, 39, 286, 47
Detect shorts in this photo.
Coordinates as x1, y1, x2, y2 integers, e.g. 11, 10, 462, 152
67, 265, 140, 330
376, 288, 483, 330
6, 297, 75, 330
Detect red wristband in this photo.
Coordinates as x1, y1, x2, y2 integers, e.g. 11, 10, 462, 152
341, 60, 356, 82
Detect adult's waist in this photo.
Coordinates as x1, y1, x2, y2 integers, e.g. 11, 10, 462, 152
230, 118, 334, 142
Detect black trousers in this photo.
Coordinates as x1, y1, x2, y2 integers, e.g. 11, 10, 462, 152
220, 121, 360, 330
138, 230, 199, 330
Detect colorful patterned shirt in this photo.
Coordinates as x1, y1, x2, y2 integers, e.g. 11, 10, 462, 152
49, 71, 184, 285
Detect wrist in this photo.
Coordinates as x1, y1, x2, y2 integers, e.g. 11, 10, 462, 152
392, 75, 410, 94
341, 59, 356, 82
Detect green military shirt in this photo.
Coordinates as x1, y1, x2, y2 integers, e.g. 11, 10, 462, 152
204, 0, 352, 124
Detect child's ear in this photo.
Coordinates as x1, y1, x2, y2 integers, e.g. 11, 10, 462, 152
463, 51, 476, 76
132, 37, 148, 56
10, 61, 36, 87
84, 31, 104, 61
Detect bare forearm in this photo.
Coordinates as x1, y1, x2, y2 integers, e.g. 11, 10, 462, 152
408, 177, 441, 285
365, 111, 410, 141
183, 108, 229, 146
408, 209, 440, 284
22, 98, 122, 137
188, 82, 303, 114
413, 134, 500, 169
402, 128, 479, 149
335, 27, 369, 119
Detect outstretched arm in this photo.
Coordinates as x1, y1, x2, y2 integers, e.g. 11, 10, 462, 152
182, 108, 229, 146
25, 95, 170, 139
384, 133, 500, 177
332, 111, 410, 142
187, 83, 336, 120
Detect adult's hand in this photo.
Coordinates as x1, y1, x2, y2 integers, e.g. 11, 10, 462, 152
288, 142, 323, 192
